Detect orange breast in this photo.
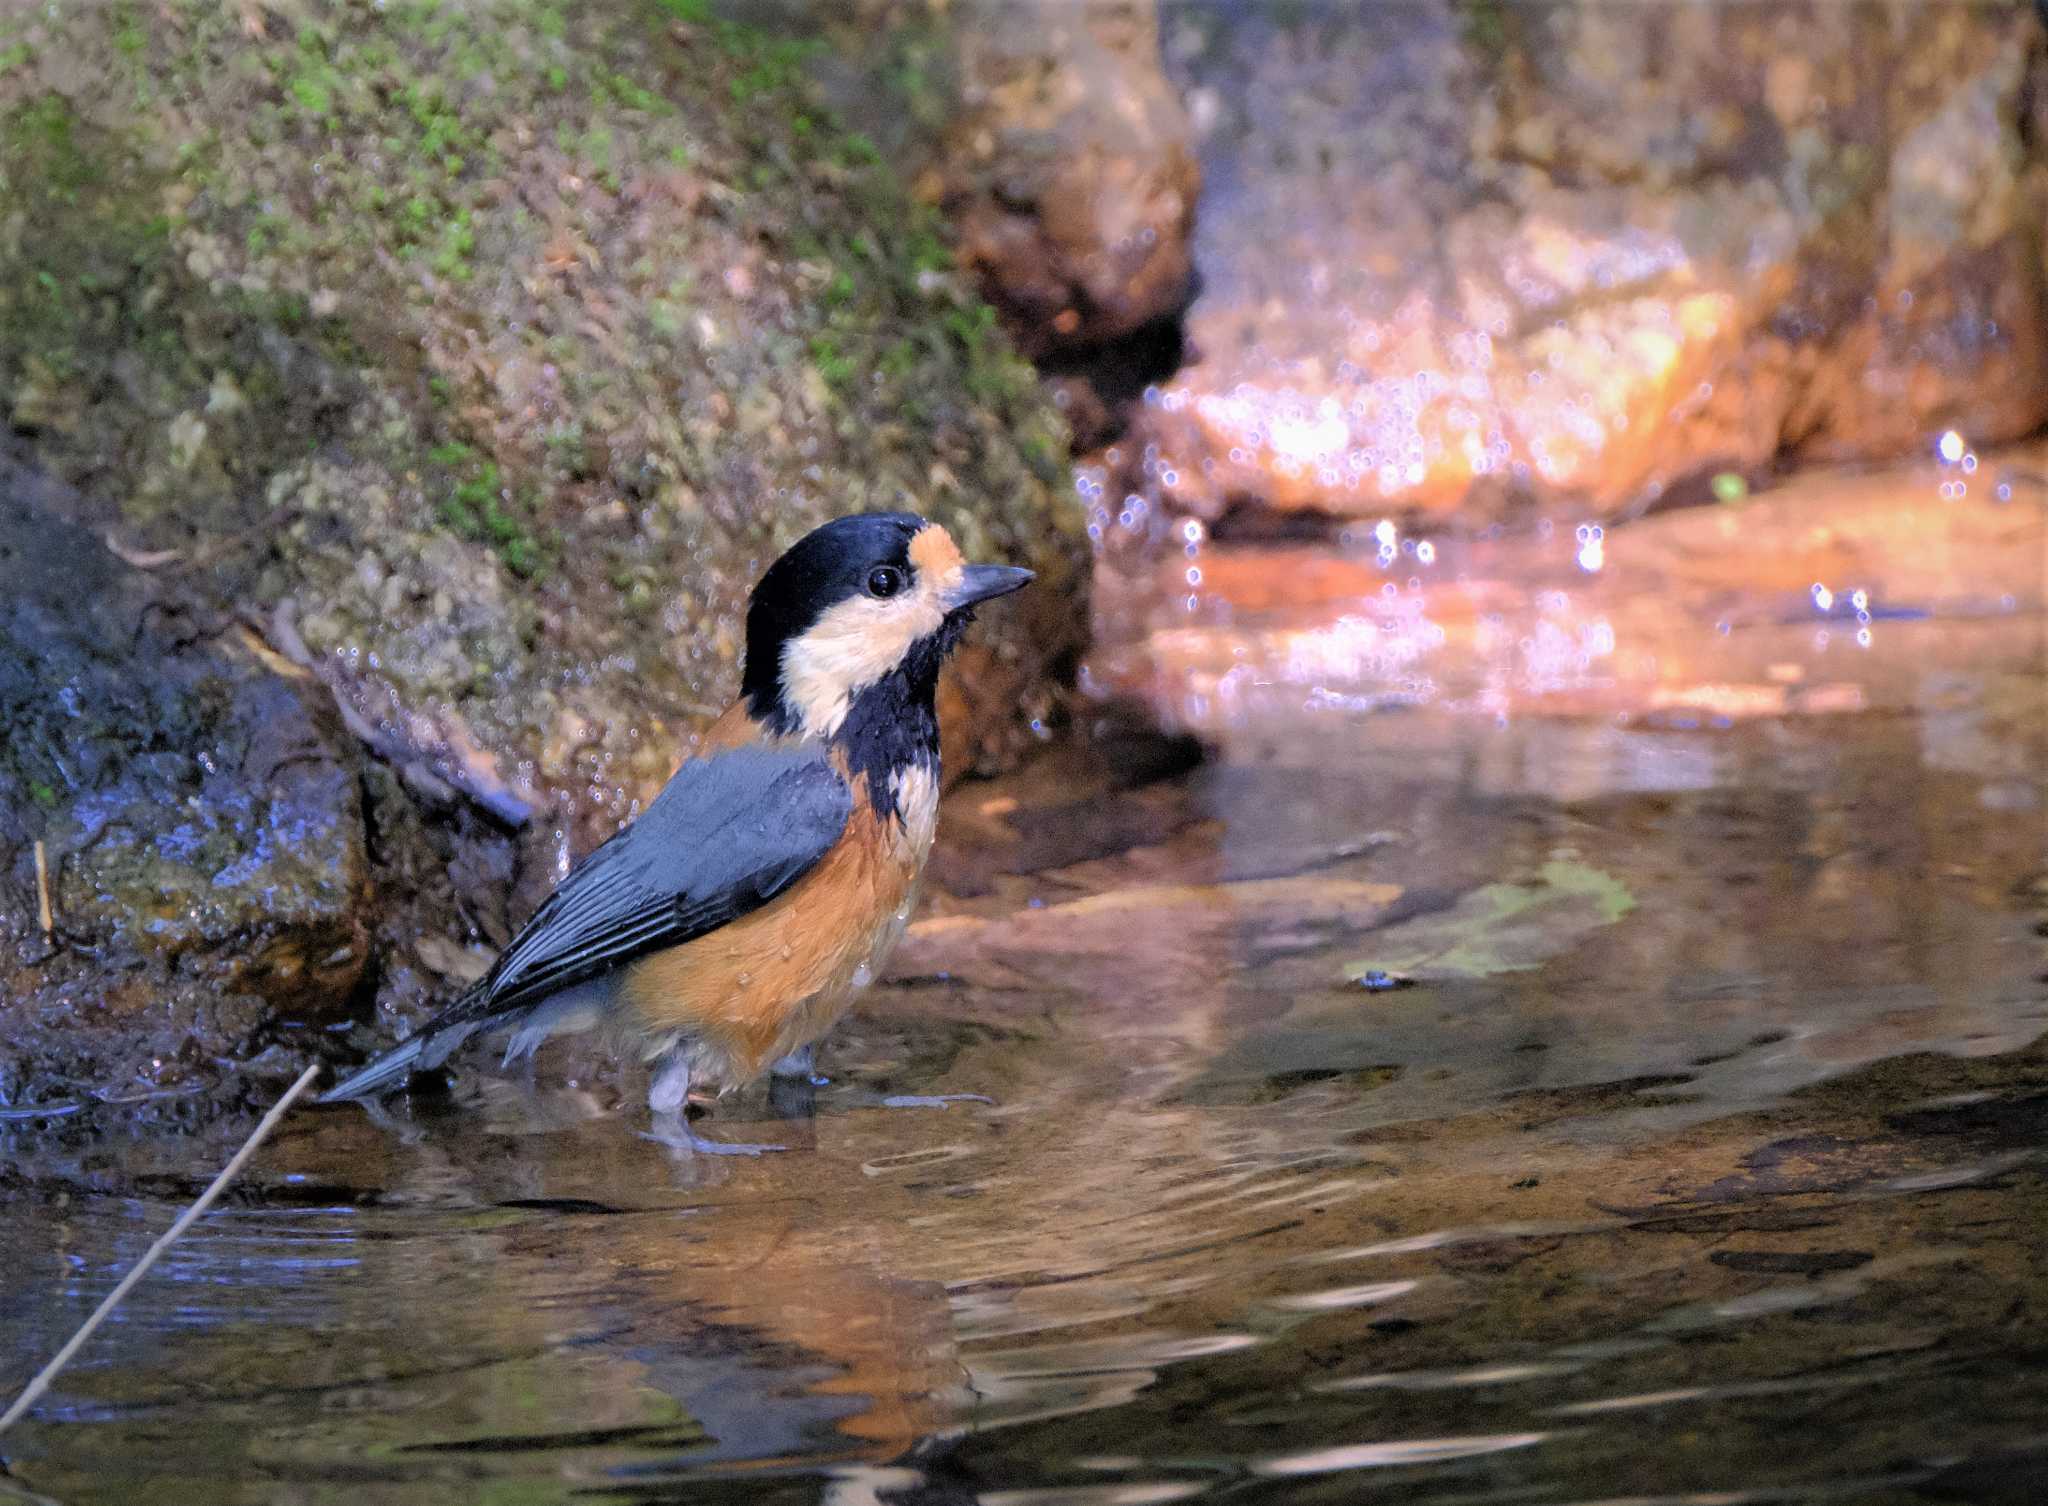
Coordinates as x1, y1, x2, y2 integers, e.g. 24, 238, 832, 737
618, 793, 919, 1084
694, 699, 771, 754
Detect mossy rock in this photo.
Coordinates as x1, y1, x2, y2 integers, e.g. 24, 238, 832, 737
0, 0, 1084, 863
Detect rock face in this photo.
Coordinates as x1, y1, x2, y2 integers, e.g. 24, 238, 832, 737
0, 454, 371, 1110
1126, 1, 2047, 523
942, 0, 1200, 363
0, 0, 1084, 864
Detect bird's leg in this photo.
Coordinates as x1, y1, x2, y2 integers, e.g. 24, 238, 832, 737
643, 1054, 696, 1150
647, 1051, 691, 1111
766, 1068, 819, 1121
768, 1042, 829, 1086
642, 1050, 786, 1156
355, 1094, 430, 1144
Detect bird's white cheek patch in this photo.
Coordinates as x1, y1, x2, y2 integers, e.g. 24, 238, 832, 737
781, 593, 944, 736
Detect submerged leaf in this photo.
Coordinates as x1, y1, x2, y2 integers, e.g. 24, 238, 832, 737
1346, 859, 1636, 981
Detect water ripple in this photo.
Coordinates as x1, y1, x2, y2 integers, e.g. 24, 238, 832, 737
1252, 1431, 1550, 1476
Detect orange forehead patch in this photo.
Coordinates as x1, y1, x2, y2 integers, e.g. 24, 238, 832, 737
908, 523, 964, 582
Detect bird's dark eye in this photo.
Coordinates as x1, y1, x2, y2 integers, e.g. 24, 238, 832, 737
866, 565, 906, 599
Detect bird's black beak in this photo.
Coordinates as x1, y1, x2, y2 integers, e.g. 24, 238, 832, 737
944, 564, 1034, 612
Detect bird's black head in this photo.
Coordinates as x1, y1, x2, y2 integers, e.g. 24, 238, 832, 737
740, 512, 1033, 754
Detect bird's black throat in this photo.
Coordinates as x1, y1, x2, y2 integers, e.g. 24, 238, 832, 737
833, 656, 941, 824
752, 622, 960, 824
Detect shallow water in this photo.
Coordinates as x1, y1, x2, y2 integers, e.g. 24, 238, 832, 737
3, 475, 2046, 1506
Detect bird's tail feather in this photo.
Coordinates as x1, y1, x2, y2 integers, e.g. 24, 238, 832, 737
317, 1034, 428, 1103
317, 989, 498, 1104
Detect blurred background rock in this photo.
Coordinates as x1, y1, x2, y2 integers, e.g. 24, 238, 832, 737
1120, 1, 2045, 528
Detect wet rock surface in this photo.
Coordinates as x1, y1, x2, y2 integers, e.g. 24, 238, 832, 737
1125, 0, 2047, 523
943, 0, 1197, 357
1088, 450, 2048, 733
0, 452, 370, 1112
807, 0, 1200, 452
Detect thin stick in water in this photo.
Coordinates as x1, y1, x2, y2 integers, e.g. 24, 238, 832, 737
0, 1063, 322, 1437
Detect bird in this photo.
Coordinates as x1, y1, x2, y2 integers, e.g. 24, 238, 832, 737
319, 511, 1033, 1152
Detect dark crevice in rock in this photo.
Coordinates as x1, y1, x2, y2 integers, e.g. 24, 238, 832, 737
1039, 294, 1201, 452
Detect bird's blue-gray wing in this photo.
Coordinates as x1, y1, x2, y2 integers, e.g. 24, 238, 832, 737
478, 745, 853, 1011
320, 744, 851, 1102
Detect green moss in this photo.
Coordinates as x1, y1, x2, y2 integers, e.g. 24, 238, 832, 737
604, 70, 663, 113
430, 208, 474, 279
835, 130, 883, 169
906, 222, 952, 274
6, 94, 92, 194
809, 332, 856, 390
1458, 0, 1512, 59
945, 299, 1038, 405
708, 18, 822, 105
878, 337, 919, 381
290, 68, 333, 116
432, 447, 550, 577
111, 4, 146, 59
0, 93, 189, 460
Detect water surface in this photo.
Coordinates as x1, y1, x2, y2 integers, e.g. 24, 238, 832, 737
2, 471, 2045, 1506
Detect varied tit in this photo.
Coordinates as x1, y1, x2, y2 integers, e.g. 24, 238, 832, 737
320, 512, 1032, 1152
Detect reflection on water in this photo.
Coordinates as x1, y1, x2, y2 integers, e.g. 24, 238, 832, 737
2, 473, 2046, 1506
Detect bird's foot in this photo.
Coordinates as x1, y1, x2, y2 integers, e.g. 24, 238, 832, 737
641, 1109, 786, 1156
680, 1135, 789, 1157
